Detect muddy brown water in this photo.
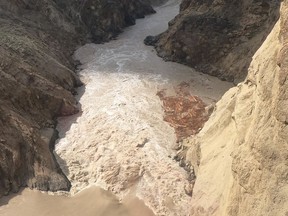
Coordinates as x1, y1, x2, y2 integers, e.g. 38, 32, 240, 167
0, 186, 154, 216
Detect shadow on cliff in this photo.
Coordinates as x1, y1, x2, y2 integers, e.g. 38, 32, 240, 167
57, 85, 85, 138
0, 188, 25, 207
54, 85, 86, 177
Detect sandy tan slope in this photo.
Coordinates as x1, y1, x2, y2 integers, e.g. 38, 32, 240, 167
184, 2, 288, 216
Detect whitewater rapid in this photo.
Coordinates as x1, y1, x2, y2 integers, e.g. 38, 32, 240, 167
53, 1, 233, 215
0, 1, 234, 216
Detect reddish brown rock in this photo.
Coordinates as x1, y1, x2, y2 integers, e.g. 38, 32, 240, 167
157, 82, 209, 142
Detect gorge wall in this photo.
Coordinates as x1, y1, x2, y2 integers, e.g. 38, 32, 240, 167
0, 0, 154, 197
158, 1, 288, 216
146, 0, 280, 82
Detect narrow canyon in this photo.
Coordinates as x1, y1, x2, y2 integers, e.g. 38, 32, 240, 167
0, 0, 287, 216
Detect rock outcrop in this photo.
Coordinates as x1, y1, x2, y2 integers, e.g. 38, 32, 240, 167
146, 0, 280, 82
182, 1, 287, 215
0, 0, 154, 197
55, 0, 155, 42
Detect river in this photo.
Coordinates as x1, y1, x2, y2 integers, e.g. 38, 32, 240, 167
0, 1, 233, 215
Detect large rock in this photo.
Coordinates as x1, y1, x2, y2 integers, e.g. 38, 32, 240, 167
184, 2, 288, 215
146, 0, 280, 82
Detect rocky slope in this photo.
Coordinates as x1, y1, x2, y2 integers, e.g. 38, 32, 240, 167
0, 0, 154, 197
55, 0, 156, 42
180, 1, 287, 215
146, 0, 280, 82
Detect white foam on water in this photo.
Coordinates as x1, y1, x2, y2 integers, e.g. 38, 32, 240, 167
51, 1, 234, 215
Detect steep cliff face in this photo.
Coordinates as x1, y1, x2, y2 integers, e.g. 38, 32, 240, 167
0, 0, 154, 197
54, 0, 155, 42
146, 0, 280, 82
0, 1, 80, 197
184, 2, 288, 216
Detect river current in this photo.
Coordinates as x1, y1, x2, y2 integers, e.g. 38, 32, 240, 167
0, 1, 233, 215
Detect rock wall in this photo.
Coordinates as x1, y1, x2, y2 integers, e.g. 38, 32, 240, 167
54, 0, 155, 42
146, 0, 280, 82
184, 2, 288, 215
0, 0, 154, 197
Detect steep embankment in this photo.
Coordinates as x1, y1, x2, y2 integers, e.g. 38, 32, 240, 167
180, 2, 287, 216
146, 0, 280, 82
0, 0, 154, 197
144, 0, 287, 215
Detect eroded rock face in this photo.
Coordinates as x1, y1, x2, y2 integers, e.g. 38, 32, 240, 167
55, 0, 155, 42
184, 2, 288, 215
146, 0, 280, 82
150, 0, 169, 6
0, 1, 80, 196
0, 0, 154, 197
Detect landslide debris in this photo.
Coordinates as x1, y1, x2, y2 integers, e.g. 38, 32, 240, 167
157, 82, 209, 142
